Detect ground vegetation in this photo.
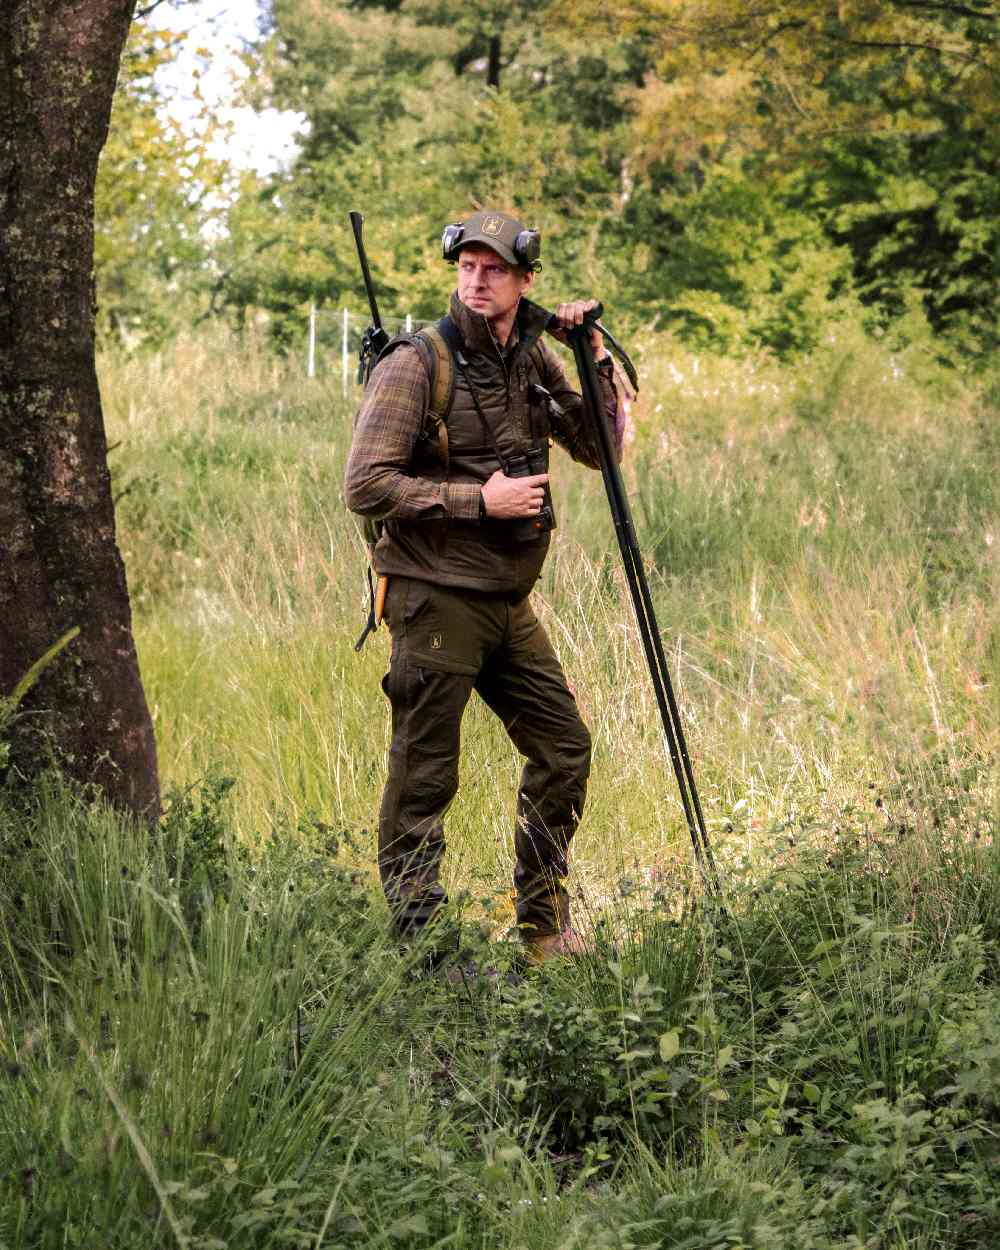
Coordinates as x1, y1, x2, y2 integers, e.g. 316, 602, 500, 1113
6, 327, 994, 1244
4, 0, 1000, 1242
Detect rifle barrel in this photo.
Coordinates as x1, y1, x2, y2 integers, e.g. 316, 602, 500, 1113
349, 211, 383, 331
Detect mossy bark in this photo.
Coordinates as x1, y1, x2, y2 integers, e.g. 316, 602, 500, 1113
0, 1, 159, 819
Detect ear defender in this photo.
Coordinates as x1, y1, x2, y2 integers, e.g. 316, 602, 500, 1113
442, 223, 465, 261
513, 229, 541, 269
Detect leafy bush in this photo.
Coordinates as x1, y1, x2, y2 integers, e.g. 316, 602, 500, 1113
495, 941, 734, 1155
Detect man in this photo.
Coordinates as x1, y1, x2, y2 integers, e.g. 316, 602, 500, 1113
345, 209, 622, 964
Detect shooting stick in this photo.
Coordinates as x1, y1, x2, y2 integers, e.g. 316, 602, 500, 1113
566, 312, 720, 895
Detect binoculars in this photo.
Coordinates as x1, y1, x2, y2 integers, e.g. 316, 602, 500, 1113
505, 446, 555, 543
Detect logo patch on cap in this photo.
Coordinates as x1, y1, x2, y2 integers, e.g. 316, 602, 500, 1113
481, 215, 504, 237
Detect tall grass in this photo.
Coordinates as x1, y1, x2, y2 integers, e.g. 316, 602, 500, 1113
3, 761, 1000, 1247
101, 325, 999, 903
2, 323, 1000, 1247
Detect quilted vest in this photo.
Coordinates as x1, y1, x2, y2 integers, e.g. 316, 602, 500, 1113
376, 293, 555, 598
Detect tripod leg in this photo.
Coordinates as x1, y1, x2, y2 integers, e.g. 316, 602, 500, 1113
567, 325, 719, 892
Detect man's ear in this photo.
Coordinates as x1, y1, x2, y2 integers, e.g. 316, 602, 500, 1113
521, 269, 535, 293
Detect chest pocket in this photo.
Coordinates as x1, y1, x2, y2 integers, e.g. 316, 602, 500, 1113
515, 345, 556, 448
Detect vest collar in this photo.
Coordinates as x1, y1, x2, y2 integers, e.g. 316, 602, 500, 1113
449, 292, 552, 359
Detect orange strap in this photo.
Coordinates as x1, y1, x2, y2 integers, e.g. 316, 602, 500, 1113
374, 575, 389, 626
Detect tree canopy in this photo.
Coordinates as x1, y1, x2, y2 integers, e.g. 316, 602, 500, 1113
99, 0, 999, 359
95, 16, 234, 345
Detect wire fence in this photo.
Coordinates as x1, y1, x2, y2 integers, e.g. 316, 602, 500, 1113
306, 306, 429, 395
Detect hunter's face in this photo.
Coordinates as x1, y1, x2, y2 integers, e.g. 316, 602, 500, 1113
456, 244, 533, 325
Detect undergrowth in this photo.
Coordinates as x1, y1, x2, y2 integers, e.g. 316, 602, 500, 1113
2, 773, 1000, 1248
3, 323, 997, 1245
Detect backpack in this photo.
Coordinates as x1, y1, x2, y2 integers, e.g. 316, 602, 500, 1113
352, 318, 546, 650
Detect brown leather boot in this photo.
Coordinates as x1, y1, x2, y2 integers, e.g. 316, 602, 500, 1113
524, 927, 594, 967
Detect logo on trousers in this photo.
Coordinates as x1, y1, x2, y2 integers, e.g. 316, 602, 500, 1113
430, 632, 443, 650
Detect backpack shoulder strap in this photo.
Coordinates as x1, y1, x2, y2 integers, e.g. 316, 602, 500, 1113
415, 322, 456, 422
364, 320, 461, 461
411, 319, 460, 467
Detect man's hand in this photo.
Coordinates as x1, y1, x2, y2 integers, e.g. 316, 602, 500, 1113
548, 298, 604, 359
481, 468, 549, 519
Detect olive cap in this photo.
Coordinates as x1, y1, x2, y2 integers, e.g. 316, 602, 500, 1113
442, 210, 541, 269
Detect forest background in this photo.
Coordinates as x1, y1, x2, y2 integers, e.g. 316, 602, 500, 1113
105, 0, 997, 361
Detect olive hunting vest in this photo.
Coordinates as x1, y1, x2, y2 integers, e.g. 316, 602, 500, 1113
376, 293, 556, 599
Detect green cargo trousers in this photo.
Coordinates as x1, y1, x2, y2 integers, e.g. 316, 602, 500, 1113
378, 575, 592, 940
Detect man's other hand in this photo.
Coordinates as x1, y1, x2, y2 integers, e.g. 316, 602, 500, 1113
481, 469, 549, 519
548, 298, 604, 358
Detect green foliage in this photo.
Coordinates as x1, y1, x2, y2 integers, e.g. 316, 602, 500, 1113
95, 22, 232, 346
193, 0, 999, 358
7, 320, 1000, 1247
808, 126, 1000, 355
217, 0, 645, 342
579, 0, 1000, 357
5, 771, 1000, 1247
90, 0, 996, 359
92, 0, 996, 358
492, 825, 1000, 1246
496, 940, 732, 1153
620, 163, 859, 354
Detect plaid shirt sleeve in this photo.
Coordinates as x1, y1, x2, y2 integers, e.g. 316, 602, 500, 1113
536, 341, 621, 469
344, 344, 482, 523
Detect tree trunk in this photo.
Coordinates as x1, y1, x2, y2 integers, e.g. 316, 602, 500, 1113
0, 0, 160, 819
